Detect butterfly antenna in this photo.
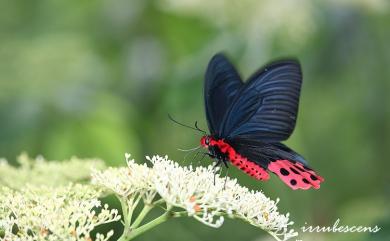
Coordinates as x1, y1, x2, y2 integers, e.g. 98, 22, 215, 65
168, 114, 206, 134
194, 121, 206, 133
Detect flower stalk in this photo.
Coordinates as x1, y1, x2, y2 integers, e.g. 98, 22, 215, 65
118, 204, 172, 241
130, 203, 154, 229
118, 200, 193, 241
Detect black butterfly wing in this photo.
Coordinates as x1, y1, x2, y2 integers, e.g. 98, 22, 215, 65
219, 60, 302, 142
228, 137, 308, 168
204, 53, 243, 137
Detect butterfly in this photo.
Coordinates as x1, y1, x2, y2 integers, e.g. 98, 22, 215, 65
200, 53, 324, 190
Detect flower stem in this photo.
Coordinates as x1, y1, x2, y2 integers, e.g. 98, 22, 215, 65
117, 202, 190, 241
130, 204, 153, 229
119, 197, 132, 227
124, 211, 172, 240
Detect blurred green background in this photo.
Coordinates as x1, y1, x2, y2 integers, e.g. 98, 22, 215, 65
0, 0, 389, 240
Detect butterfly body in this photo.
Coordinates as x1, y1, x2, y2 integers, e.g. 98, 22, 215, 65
200, 53, 324, 190
201, 135, 270, 180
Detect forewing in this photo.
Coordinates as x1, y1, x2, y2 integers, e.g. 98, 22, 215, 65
204, 53, 243, 136
220, 60, 302, 141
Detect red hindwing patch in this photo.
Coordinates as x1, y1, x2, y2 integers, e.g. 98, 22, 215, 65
268, 160, 324, 190
206, 138, 324, 190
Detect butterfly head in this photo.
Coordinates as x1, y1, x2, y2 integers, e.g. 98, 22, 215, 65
200, 135, 212, 148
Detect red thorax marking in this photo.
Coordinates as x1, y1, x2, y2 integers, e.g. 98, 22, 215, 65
201, 136, 269, 181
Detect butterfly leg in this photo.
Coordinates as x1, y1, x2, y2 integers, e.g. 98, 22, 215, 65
212, 158, 224, 185
213, 159, 222, 169
222, 157, 229, 168
206, 153, 216, 159
223, 167, 229, 189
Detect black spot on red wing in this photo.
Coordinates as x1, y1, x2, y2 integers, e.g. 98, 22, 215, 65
268, 160, 323, 189
290, 167, 299, 174
280, 168, 289, 176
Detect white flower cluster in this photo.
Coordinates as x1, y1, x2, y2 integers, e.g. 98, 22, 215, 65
0, 184, 121, 241
0, 153, 105, 189
92, 153, 155, 203
92, 154, 297, 241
